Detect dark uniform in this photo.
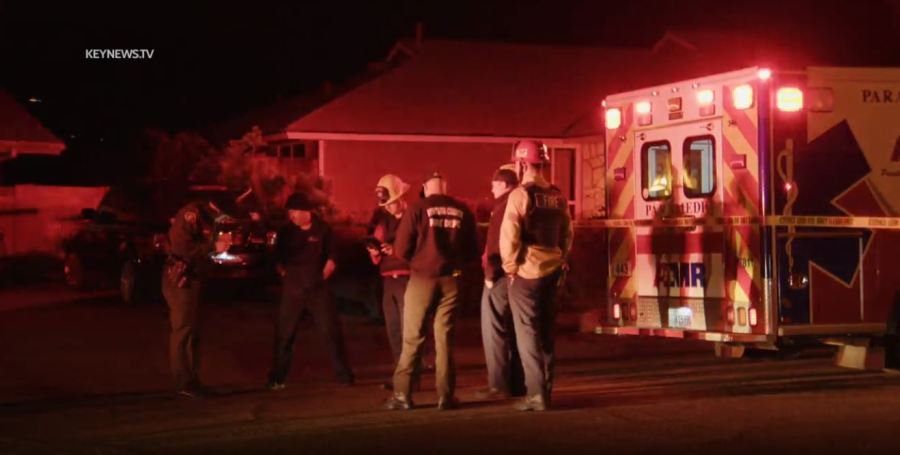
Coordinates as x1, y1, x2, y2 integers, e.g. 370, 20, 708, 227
162, 201, 216, 395
388, 189, 478, 408
480, 189, 526, 397
268, 210, 353, 387
500, 172, 573, 409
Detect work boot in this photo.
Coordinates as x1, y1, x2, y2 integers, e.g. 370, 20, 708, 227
436, 395, 460, 411
383, 392, 413, 411
474, 387, 509, 400
177, 383, 213, 399
513, 394, 547, 412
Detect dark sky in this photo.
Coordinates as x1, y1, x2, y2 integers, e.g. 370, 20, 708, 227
1, 0, 899, 144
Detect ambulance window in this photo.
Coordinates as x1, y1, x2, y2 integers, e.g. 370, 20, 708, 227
682, 135, 716, 198
641, 141, 672, 200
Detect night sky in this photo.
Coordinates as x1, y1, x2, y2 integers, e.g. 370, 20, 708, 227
1, 0, 898, 159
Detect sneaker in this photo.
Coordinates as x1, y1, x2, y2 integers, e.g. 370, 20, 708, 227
474, 387, 509, 400
266, 381, 286, 391
383, 393, 413, 411
513, 394, 547, 412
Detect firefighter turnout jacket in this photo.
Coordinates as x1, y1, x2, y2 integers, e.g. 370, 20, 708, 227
500, 173, 573, 279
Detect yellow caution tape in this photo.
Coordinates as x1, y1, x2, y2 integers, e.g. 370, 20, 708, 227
576, 215, 900, 230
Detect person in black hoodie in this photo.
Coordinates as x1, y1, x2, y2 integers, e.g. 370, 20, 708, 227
266, 192, 354, 391
475, 164, 526, 400
384, 172, 478, 411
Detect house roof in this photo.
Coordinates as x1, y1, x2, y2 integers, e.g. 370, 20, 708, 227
0, 89, 64, 155
252, 31, 826, 141
279, 39, 781, 140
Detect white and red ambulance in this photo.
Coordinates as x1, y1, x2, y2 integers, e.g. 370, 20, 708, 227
592, 66, 900, 361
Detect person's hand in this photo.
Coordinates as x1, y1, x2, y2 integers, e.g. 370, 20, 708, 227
322, 259, 337, 280
380, 243, 394, 256
506, 273, 516, 285
484, 279, 494, 290
215, 232, 233, 253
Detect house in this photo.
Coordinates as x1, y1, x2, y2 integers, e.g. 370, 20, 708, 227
0, 89, 106, 257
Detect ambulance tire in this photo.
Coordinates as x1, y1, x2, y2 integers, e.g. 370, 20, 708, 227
714, 342, 745, 359
886, 294, 900, 369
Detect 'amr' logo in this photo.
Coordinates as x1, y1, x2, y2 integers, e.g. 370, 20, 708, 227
654, 262, 707, 288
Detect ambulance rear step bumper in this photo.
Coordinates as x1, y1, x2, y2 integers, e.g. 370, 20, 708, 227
595, 326, 771, 343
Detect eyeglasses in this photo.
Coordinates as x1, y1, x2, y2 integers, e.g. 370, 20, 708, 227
375, 186, 390, 204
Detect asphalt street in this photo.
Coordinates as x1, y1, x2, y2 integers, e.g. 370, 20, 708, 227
1, 293, 899, 454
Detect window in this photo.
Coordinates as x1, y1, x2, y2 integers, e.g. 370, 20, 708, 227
641, 141, 672, 200
682, 136, 716, 198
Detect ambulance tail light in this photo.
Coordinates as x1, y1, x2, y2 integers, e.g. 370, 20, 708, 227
726, 305, 735, 325
733, 84, 754, 110
737, 307, 748, 326
605, 108, 622, 130
749, 307, 759, 327
776, 87, 803, 112
613, 303, 622, 320
635, 101, 652, 126
697, 89, 715, 116
629, 303, 637, 320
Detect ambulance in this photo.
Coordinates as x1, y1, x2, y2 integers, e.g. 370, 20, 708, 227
593, 66, 900, 361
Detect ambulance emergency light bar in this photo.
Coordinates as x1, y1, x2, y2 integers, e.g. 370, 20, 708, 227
602, 68, 802, 129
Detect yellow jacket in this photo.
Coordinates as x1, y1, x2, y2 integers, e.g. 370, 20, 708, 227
500, 172, 574, 279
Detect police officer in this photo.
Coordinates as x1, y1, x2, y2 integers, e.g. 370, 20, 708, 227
500, 140, 573, 411
476, 164, 526, 399
163, 199, 226, 398
384, 172, 479, 411
266, 192, 354, 390
367, 174, 412, 389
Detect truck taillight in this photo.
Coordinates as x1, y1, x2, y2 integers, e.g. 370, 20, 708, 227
749, 307, 759, 327
635, 101, 652, 126
605, 108, 621, 129
613, 303, 622, 320
726, 305, 735, 325
776, 87, 803, 112
733, 84, 754, 110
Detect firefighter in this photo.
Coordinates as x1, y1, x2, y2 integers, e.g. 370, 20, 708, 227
384, 171, 479, 411
367, 174, 413, 390
162, 199, 228, 398
500, 140, 573, 411
266, 192, 354, 390
476, 164, 526, 399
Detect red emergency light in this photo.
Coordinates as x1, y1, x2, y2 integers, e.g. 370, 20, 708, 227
732, 84, 754, 110
697, 89, 715, 116
635, 101, 652, 126
777, 87, 803, 112
605, 107, 622, 129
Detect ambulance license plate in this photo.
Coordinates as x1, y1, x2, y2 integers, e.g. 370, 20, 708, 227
669, 307, 693, 329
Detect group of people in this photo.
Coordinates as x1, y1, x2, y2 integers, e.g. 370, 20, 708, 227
161, 139, 573, 412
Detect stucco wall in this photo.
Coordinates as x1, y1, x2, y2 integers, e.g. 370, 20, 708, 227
322, 140, 512, 222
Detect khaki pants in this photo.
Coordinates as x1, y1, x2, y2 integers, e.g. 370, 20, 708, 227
392, 274, 459, 399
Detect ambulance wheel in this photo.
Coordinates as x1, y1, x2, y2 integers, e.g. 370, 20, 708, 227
714, 342, 746, 359
886, 294, 900, 369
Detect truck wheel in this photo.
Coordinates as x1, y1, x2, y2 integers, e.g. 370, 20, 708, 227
120, 260, 138, 304
64, 253, 86, 289
714, 342, 746, 359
